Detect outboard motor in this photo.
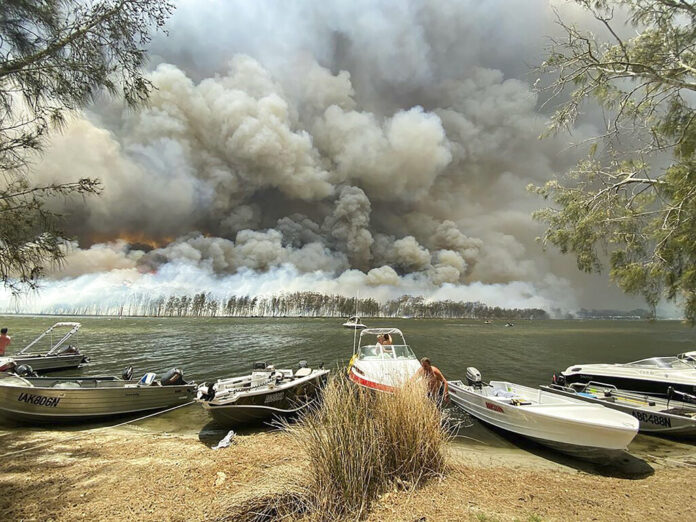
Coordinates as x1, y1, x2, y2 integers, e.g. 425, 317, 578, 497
466, 367, 482, 389
253, 361, 268, 370
298, 360, 308, 368
15, 364, 38, 378
161, 368, 186, 386
122, 366, 134, 381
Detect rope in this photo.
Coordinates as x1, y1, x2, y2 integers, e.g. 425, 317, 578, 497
0, 400, 196, 458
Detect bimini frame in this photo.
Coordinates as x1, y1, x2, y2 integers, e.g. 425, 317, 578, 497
18, 322, 81, 355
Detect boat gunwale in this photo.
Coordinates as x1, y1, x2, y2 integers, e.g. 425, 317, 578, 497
539, 384, 696, 428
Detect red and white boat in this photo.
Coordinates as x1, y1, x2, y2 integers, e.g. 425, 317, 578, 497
347, 328, 421, 392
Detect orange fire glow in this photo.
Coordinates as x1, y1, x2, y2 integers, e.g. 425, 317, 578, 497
90, 233, 174, 250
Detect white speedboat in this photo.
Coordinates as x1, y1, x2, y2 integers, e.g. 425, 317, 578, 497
342, 316, 367, 329
449, 368, 639, 460
347, 328, 421, 392
557, 352, 696, 397
196, 362, 329, 427
0, 322, 88, 373
541, 382, 696, 438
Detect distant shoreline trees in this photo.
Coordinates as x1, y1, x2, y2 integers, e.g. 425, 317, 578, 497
22, 291, 550, 320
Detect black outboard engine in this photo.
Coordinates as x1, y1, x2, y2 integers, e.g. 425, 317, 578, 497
122, 366, 134, 381
253, 361, 268, 370
15, 364, 37, 378
161, 368, 186, 386
466, 367, 482, 389
55, 344, 79, 355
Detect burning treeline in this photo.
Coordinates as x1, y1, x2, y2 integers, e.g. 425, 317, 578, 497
39, 291, 549, 320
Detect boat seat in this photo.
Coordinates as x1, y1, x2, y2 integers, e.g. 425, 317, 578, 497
295, 368, 312, 378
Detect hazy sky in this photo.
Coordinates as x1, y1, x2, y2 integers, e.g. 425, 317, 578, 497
7, 0, 669, 315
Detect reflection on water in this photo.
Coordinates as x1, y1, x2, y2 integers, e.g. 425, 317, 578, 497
1, 316, 695, 467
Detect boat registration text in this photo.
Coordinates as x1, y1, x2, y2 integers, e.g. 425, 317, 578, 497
631, 410, 671, 427
485, 401, 504, 413
17, 392, 61, 408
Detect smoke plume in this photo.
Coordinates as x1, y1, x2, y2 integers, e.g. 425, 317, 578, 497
3, 0, 650, 314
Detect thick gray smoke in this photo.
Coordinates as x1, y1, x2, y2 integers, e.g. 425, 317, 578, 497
13, 0, 653, 313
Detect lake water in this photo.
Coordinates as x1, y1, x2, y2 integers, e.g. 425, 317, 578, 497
2, 316, 696, 468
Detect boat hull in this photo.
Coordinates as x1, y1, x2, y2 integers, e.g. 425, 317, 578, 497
348, 367, 395, 392
449, 381, 637, 459
541, 385, 696, 437
561, 370, 696, 397
200, 371, 328, 428
0, 377, 195, 424
347, 357, 421, 393
12, 353, 88, 372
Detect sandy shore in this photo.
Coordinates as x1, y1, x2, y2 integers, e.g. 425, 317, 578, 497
1, 426, 695, 521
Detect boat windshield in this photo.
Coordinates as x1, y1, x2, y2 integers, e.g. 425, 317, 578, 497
358, 344, 416, 360
627, 357, 693, 369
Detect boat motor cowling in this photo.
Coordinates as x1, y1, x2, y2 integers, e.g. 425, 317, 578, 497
122, 366, 134, 381
466, 367, 482, 388
15, 364, 37, 378
161, 368, 186, 386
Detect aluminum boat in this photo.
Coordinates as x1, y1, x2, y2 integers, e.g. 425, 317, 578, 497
557, 352, 696, 397
0, 322, 88, 373
0, 367, 195, 424
541, 382, 696, 438
196, 362, 329, 428
449, 368, 639, 460
347, 327, 421, 392
342, 316, 367, 329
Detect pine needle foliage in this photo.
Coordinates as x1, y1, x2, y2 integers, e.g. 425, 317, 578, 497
0, 0, 172, 292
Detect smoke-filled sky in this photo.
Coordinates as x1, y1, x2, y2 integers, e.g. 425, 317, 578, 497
3, 0, 675, 315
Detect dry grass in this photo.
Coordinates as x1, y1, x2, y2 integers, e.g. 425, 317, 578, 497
276, 375, 451, 520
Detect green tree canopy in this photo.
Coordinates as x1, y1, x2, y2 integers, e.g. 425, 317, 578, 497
0, 0, 172, 292
532, 0, 696, 322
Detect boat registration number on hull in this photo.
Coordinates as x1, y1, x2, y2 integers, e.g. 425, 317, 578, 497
17, 392, 61, 408
485, 401, 504, 413
631, 410, 671, 427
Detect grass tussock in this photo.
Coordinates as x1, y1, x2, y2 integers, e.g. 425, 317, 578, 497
282, 375, 451, 520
